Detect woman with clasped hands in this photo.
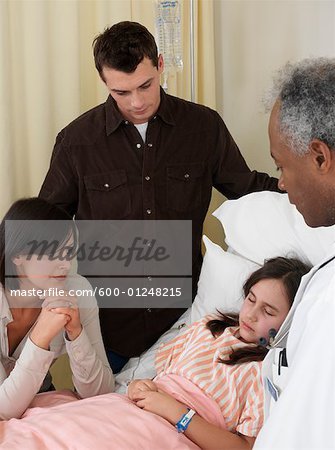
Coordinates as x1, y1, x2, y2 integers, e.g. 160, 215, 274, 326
0, 198, 114, 420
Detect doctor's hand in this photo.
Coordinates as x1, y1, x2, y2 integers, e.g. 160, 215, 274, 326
127, 379, 158, 401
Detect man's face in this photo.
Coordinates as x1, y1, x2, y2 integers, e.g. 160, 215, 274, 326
102, 56, 164, 124
269, 101, 335, 228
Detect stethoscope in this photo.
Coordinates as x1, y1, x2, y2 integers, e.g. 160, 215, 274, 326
259, 328, 277, 348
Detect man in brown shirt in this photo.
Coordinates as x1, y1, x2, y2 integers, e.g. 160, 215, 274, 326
39, 21, 279, 372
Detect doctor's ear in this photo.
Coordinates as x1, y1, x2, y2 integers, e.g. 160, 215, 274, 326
309, 140, 333, 173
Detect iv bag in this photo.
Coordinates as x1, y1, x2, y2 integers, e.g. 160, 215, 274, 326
156, 0, 183, 74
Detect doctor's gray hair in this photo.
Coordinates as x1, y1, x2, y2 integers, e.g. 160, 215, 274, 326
265, 58, 335, 156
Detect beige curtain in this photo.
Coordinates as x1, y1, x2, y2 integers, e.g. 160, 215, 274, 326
0, 0, 216, 217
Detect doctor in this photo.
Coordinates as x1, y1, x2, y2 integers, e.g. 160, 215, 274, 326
254, 58, 335, 449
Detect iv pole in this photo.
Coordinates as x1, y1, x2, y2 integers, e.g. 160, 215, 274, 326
156, 0, 195, 101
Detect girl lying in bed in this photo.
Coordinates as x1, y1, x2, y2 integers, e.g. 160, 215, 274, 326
0, 198, 114, 421
127, 256, 310, 449
0, 255, 310, 450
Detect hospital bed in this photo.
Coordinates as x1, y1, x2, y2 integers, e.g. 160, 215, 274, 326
114, 191, 334, 393
0, 191, 333, 448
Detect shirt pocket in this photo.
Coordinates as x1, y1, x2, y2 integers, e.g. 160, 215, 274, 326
167, 163, 204, 212
84, 170, 131, 219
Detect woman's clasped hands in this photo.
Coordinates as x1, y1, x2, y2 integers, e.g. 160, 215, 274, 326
30, 293, 82, 350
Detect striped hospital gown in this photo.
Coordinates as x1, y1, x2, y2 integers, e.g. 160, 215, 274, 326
155, 315, 264, 437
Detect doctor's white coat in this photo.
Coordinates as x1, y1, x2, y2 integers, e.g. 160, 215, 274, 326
254, 245, 335, 450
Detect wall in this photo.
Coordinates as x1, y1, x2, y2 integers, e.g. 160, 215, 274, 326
204, 0, 335, 247
214, 0, 335, 175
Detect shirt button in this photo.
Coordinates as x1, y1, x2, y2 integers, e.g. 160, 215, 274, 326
104, 183, 110, 188
147, 143, 153, 148
153, 116, 157, 120
184, 173, 190, 179
136, 143, 141, 149
145, 176, 151, 181
146, 209, 152, 215
124, 120, 129, 125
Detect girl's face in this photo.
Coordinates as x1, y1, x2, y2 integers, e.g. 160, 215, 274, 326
12, 235, 74, 292
239, 278, 290, 344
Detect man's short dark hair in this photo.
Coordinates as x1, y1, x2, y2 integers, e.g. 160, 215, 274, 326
93, 21, 158, 80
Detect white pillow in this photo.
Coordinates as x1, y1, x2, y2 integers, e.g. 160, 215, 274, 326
191, 235, 259, 322
116, 191, 334, 387
213, 192, 335, 266
115, 236, 259, 392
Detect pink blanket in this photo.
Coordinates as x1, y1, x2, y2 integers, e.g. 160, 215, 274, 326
0, 375, 226, 449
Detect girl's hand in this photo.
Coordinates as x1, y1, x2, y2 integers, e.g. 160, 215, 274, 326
128, 379, 158, 401
135, 390, 187, 423
30, 308, 70, 350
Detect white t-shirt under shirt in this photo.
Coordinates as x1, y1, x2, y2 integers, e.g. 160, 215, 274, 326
134, 122, 148, 143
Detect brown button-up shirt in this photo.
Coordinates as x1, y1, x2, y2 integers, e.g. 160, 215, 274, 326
40, 88, 279, 356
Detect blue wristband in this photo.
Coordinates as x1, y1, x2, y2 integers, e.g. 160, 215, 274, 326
175, 408, 196, 433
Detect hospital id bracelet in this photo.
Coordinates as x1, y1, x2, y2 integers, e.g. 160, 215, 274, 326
175, 408, 196, 433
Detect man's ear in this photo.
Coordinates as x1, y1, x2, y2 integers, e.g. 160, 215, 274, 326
158, 54, 164, 74
309, 139, 334, 174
